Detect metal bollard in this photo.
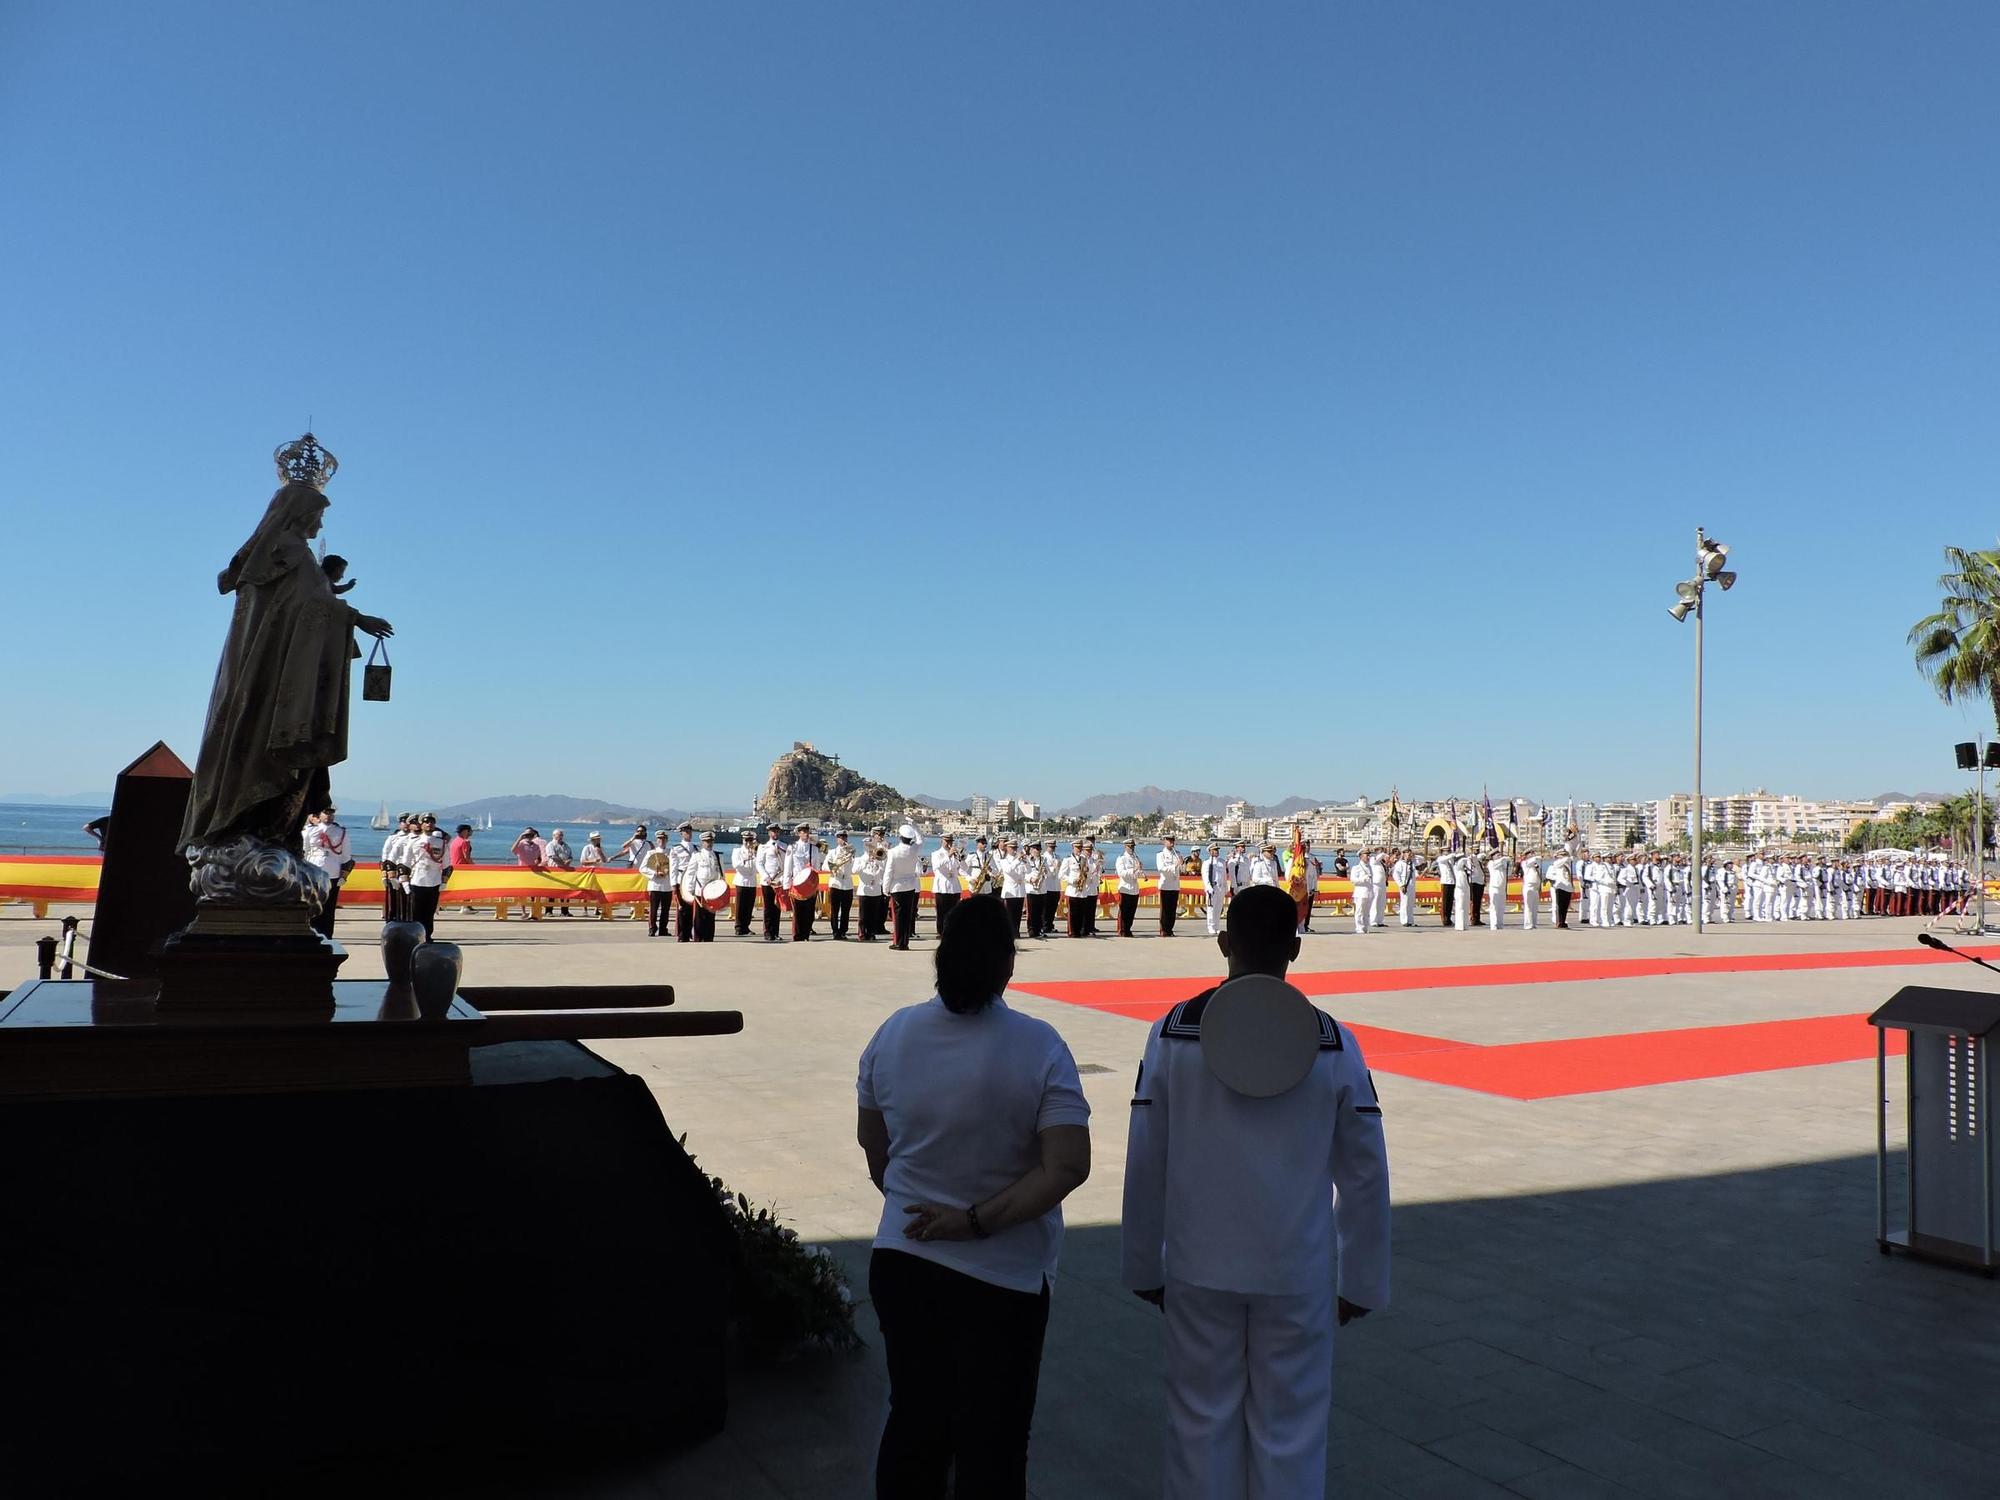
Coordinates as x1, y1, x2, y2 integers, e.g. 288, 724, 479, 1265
36, 936, 57, 981
58, 915, 80, 981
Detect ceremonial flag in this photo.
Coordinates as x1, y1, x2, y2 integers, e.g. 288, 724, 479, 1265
1389, 786, 1401, 833
1508, 798, 1520, 840
1482, 787, 1496, 845
1286, 821, 1308, 901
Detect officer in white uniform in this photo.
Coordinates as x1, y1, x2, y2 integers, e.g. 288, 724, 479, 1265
1201, 843, 1231, 937
1156, 836, 1183, 937
1347, 848, 1372, 935
1122, 886, 1391, 1500
1367, 848, 1389, 928
1517, 849, 1541, 930
884, 824, 924, 949
1391, 850, 1415, 927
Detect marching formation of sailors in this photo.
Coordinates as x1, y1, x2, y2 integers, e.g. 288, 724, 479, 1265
351, 815, 1973, 942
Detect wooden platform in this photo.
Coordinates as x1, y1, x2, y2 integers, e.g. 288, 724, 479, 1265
0, 977, 743, 1101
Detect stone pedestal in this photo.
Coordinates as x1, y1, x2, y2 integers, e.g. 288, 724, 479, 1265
156, 927, 347, 1015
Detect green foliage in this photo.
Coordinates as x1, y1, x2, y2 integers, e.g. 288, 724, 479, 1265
1844, 796, 1991, 854
1910, 544, 2000, 733
681, 1136, 861, 1359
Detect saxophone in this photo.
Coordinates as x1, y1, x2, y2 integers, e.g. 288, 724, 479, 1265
966, 849, 991, 895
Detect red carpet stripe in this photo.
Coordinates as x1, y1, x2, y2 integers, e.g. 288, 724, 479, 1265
1013, 941, 2000, 1011
1356, 1013, 1904, 1100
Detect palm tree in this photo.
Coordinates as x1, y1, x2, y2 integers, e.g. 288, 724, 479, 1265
1910, 545, 2000, 732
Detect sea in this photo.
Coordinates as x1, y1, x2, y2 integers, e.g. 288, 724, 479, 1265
0, 804, 1206, 870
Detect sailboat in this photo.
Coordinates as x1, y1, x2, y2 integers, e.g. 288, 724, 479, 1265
370, 800, 391, 831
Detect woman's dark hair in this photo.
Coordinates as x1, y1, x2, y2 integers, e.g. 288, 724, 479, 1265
935, 893, 1014, 1014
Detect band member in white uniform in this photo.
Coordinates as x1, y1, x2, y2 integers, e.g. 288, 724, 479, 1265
405, 813, 448, 939
679, 831, 726, 942
304, 803, 349, 940
1115, 840, 1144, 936
785, 822, 823, 941
1156, 836, 1183, 937
381, 813, 413, 923
1039, 841, 1064, 938
885, 824, 923, 950
1517, 848, 1541, 930
998, 838, 1032, 936
824, 831, 856, 938
667, 823, 696, 939
1367, 847, 1388, 928
641, 831, 675, 937
1122, 887, 1391, 1500
730, 831, 761, 936
855, 834, 888, 942
1059, 842, 1091, 938
1436, 845, 1457, 928
931, 834, 964, 934
1484, 846, 1510, 931
756, 830, 786, 941
1347, 849, 1373, 935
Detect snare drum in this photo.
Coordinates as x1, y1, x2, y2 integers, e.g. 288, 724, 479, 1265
699, 877, 731, 912
789, 868, 820, 902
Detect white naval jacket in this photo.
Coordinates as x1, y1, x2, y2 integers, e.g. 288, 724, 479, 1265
884, 842, 923, 894
1122, 984, 1391, 1305
1115, 853, 1143, 894
930, 846, 964, 894
1156, 848, 1183, 890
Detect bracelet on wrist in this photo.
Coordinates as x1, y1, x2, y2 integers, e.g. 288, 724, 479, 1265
967, 1203, 989, 1239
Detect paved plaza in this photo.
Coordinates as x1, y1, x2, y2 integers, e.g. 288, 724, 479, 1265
5, 907, 1997, 1497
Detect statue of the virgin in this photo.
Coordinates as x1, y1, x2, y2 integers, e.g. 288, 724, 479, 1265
178, 435, 392, 921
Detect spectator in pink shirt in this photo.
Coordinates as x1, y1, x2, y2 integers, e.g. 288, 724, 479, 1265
512, 828, 547, 867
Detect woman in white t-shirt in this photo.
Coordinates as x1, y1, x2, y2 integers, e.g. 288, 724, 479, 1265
856, 894, 1092, 1496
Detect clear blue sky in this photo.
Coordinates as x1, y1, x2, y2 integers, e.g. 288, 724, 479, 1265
2, 1, 1995, 810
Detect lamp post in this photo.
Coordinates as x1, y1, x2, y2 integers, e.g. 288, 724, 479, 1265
1669, 529, 1738, 935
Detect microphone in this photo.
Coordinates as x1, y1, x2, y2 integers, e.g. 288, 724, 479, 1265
1917, 932, 2000, 979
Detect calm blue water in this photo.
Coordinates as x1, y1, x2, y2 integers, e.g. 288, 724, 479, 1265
0, 806, 1221, 874
0, 803, 111, 854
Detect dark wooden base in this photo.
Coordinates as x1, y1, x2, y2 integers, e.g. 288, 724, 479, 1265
0, 979, 478, 1099
156, 928, 348, 1014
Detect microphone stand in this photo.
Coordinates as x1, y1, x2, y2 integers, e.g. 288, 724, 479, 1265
1916, 931, 2000, 981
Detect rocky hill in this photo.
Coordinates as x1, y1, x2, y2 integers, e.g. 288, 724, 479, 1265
756, 743, 916, 825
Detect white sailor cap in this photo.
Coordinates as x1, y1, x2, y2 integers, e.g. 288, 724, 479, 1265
898, 823, 919, 841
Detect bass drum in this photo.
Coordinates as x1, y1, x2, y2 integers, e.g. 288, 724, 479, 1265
699, 877, 732, 912
789, 868, 820, 902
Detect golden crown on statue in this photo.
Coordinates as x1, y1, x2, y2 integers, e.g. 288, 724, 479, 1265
274, 432, 339, 490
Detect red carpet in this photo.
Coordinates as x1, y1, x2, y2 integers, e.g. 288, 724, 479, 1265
1013, 940, 2000, 1015
1340, 1014, 1903, 1100
1014, 941, 1949, 1098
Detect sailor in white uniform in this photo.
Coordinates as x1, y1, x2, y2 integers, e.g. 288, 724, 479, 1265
1517, 849, 1541, 930
1391, 851, 1415, 927
1484, 847, 1510, 931
1122, 886, 1391, 1500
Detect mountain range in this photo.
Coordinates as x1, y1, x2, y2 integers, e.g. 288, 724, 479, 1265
1056, 787, 1330, 819
427, 794, 708, 826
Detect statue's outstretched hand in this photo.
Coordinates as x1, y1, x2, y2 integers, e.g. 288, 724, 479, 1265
356, 615, 394, 639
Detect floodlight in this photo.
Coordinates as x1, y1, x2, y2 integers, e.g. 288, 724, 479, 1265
1675, 580, 1701, 601
1716, 571, 1737, 591
1668, 599, 1695, 623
